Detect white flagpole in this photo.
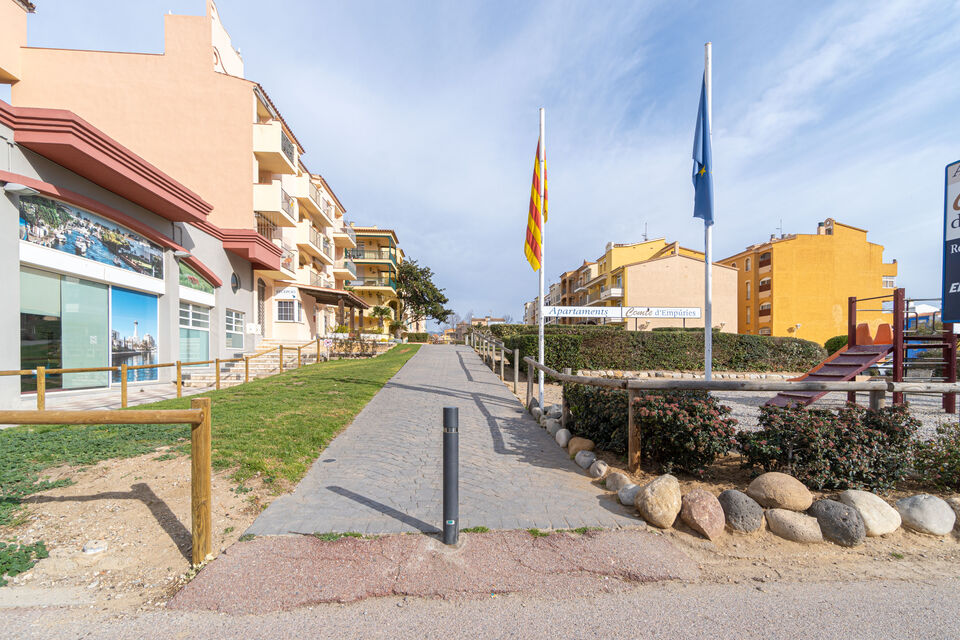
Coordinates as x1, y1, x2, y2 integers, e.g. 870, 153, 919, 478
538, 107, 546, 407
704, 42, 713, 381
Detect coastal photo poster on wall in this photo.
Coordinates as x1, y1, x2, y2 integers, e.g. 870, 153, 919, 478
18, 195, 164, 279
111, 287, 159, 382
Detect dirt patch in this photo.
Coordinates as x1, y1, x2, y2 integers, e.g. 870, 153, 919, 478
0, 448, 270, 610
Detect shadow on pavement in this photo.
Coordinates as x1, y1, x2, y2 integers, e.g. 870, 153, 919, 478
326, 485, 440, 533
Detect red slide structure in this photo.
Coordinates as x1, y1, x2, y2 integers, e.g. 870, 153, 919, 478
765, 289, 957, 411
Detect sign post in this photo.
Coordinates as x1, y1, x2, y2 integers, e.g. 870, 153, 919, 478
944, 160, 960, 323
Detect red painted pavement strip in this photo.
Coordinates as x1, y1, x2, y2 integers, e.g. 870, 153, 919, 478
169, 529, 699, 614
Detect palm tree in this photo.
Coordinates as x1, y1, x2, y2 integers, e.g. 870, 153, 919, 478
370, 305, 392, 333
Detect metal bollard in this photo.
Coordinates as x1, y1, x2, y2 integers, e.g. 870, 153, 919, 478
442, 406, 459, 545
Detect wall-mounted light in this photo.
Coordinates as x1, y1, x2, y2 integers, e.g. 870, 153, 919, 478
173, 250, 192, 260
1, 183, 41, 196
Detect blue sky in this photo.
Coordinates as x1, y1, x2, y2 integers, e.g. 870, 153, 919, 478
19, 1, 960, 325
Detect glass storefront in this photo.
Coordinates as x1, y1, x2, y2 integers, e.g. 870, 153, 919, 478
179, 302, 210, 364
110, 287, 159, 383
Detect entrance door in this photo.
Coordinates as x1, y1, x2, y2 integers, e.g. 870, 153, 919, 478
257, 279, 266, 336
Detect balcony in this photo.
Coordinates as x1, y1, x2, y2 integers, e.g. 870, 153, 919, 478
759, 306, 771, 318
255, 213, 282, 243
296, 220, 334, 264
333, 258, 357, 279
759, 281, 771, 293
333, 222, 357, 248
253, 120, 297, 175
600, 287, 623, 301
253, 180, 297, 227
345, 247, 397, 267
346, 275, 397, 290
309, 269, 334, 289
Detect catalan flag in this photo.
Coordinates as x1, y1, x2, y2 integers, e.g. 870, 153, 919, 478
524, 138, 548, 271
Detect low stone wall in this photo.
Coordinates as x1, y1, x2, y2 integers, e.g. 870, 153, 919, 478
577, 369, 803, 381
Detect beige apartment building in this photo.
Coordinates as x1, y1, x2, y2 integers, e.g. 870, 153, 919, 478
346, 227, 425, 334
7, 0, 368, 346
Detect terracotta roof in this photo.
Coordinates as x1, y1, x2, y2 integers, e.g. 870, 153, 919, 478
252, 83, 305, 153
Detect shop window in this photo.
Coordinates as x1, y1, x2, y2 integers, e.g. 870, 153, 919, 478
277, 300, 301, 323
111, 287, 159, 383
180, 302, 210, 364
226, 309, 244, 349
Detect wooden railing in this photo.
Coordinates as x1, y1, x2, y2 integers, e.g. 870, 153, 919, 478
0, 398, 213, 566
468, 330, 521, 393
522, 356, 960, 473
2, 338, 331, 410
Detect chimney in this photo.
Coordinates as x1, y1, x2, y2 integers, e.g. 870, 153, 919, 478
817, 222, 825, 235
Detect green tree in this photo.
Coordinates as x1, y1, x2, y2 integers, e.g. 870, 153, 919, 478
369, 305, 392, 332
394, 260, 451, 337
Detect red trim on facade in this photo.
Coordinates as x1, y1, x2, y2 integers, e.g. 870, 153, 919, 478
2, 169, 223, 288
219, 228, 284, 271
0, 99, 211, 224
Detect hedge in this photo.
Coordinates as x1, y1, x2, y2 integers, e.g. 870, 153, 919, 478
824, 335, 848, 355
488, 324, 622, 340
504, 329, 825, 372
404, 332, 429, 343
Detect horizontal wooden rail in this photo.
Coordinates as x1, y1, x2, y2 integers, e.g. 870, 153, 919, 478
0, 369, 36, 376
42, 366, 119, 375
127, 362, 176, 371
0, 409, 203, 425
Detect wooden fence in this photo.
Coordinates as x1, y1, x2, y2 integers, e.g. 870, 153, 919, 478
522, 356, 960, 473
0, 397, 213, 566
0, 338, 331, 410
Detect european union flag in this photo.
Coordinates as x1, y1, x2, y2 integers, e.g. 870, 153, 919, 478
692, 76, 714, 225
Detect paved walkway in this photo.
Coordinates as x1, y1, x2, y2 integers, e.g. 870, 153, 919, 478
247, 345, 638, 535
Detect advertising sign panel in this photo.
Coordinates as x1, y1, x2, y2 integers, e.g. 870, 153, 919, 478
943, 160, 960, 322
543, 306, 701, 319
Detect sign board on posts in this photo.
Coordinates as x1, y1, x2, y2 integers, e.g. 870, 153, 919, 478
543, 306, 701, 319
943, 160, 960, 322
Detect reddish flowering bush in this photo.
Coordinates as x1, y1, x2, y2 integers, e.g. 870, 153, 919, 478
913, 422, 960, 490
633, 391, 738, 477
737, 403, 919, 491
562, 384, 737, 477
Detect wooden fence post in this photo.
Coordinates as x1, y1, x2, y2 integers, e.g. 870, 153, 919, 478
279, 345, 284, 372
627, 389, 640, 472
561, 368, 572, 429
121, 363, 128, 408
297, 346, 302, 369
526, 361, 534, 408
35, 366, 45, 410
499, 346, 505, 381
869, 389, 885, 411
215, 359, 221, 391
244, 357, 249, 383
513, 349, 519, 394
190, 397, 212, 566
176, 361, 183, 398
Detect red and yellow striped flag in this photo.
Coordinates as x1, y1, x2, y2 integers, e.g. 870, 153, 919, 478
524, 138, 548, 271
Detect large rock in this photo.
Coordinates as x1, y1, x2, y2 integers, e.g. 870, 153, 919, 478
839, 490, 901, 537
896, 494, 956, 536
531, 406, 543, 421
589, 460, 609, 479
555, 428, 572, 448
567, 437, 595, 458
528, 398, 540, 412
635, 475, 682, 529
618, 484, 641, 506
765, 509, 823, 543
539, 414, 548, 427
808, 499, 865, 547
546, 404, 563, 419
949, 497, 960, 531
574, 450, 596, 469
545, 419, 562, 436
717, 489, 764, 533
680, 489, 725, 541
746, 472, 813, 511
605, 471, 632, 492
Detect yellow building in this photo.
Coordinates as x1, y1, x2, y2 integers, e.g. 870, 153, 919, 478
346, 226, 426, 333
718, 218, 897, 345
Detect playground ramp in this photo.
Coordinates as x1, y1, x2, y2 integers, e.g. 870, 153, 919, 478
765, 323, 893, 408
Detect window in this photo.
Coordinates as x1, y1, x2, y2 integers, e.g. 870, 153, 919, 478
759, 327, 771, 335
179, 302, 210, 363
882, 276, 895, 289
226, 309, 244, 349
745, 281, 752, 300
277, 299, 301, 322
731, 262, 737, 269
746, 307, 751, 324
745, 258, 751, 271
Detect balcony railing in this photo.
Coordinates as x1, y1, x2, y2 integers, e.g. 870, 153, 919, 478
336, 259, 357, 278
280, 245, 296, 274
759, 257, 771, 269
600, 287, 623, 300
322, 237, 334, 259
759, 281, 771, 293
309, 182, 323, 210
347, 276, 397, 289
255, 213, 282, 241
335, 223, 356, 243
759, 307, 771, 317
281, 189, 296, 219
309, 270, 334, 288
345, 248, 397, 265
281, 131, 296, 165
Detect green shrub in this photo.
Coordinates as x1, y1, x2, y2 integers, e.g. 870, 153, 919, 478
404, 332, 429, 343
913, 422, 960, 490
737, 404, 919, 491
562, 385, 737, 476
489, 323, 622, 340
633, 391, 738, 476
0, 541, 48, 586
824, 335, 848, 355
504, 334, 584, 370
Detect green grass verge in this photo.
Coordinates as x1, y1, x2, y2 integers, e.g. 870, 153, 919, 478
0, 344, 420, 527
312, 531, 364, 541
461, 526, 490, 533
0, 541, 48, 586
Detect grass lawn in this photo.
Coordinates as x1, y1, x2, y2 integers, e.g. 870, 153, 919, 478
0, 344, 420, 527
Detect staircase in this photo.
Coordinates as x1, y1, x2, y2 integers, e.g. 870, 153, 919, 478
180, 339, 324, 388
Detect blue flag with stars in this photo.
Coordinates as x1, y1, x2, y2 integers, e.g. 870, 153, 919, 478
692, 75, 714, 225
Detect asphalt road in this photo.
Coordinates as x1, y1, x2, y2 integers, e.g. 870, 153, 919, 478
4, 577, 959, 639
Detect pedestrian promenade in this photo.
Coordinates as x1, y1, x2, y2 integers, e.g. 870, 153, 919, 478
247, 344, 638, 535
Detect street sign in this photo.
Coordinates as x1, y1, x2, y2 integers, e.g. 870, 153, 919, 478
543, 306, 701, 319
943, 160, 960, 322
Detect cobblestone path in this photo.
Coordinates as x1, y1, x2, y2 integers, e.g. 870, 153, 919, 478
247, 345, 637, 535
